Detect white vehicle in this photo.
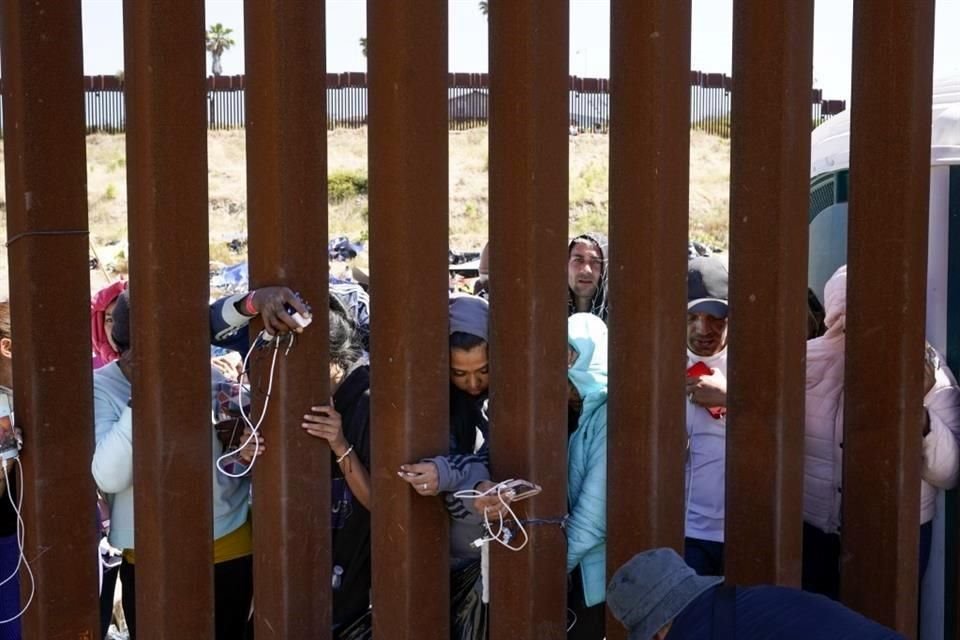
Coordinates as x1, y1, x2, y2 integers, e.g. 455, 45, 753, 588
808, 74, 960, 640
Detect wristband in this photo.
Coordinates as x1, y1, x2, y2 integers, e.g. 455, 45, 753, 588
243, 291, 258, 316
336, 445, 354, 464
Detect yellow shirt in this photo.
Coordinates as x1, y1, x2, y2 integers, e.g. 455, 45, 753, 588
122, 518, 252, 565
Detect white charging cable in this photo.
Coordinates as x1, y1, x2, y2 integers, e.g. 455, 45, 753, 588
453, 480, 530, 552
215, 331, 289, 477
455, 479, 530, 607
458, 479, 579, 630
0, 459, 34, 624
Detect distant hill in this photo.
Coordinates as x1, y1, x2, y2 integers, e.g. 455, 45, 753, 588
0, 127, 730, 294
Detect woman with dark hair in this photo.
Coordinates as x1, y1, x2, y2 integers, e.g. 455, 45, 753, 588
399, 295, 490, 640
397, 295, 492, 639
300, 299, 372, 637
398, 295, 491, 515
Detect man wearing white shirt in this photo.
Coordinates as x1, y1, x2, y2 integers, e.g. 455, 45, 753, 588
683, 256, 730, 576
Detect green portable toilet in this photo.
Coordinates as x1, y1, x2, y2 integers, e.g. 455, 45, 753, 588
808, 74, 960, 640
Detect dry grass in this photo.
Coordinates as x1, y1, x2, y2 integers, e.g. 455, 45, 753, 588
0, 126, 731, 295
689, 131, 732, 248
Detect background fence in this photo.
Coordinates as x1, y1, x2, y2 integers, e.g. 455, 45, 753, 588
0, 70, 846, 137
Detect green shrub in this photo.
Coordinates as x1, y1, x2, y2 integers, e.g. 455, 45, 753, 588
328, 171, 368, 202
569, 162, 608, 208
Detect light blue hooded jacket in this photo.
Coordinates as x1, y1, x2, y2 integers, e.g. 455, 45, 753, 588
566, 313, 609, 607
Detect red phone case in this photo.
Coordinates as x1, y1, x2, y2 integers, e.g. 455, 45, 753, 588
686, 361, 711, 378
686, 362, 726, 420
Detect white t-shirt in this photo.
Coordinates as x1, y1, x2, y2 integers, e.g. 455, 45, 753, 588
684, 348, 728, 542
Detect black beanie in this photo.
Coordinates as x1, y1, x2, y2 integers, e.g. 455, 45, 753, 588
111, 289, 131, 353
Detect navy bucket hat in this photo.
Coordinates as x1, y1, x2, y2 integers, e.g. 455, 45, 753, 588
607, 548, 722, 639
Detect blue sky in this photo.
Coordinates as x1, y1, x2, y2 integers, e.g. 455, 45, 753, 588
79, 0, 960, 104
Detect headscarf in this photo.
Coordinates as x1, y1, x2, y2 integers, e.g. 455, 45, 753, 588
91, 280, 127, 367
568, 313, 608, 417
449, 294, 489, 342
823, 265, 847, 339
448, 294, 491, 455
567, 232, 609, 322
110, 289, 131, 354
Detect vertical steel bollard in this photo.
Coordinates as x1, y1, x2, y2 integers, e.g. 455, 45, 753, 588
123, 0, 216, 636
607, 4, 691, 639
367, 2, 452, 638
488, 1, 570, 637
245, 1, 331, 637
842, 1, 936, 635
724, 0, 814, 587
0, 1, 100, 636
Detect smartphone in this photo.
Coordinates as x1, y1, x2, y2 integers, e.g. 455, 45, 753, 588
0, 394, 18, 460
686, 362, 726, 420
686, 361, 711, 378
502, 479, 542, 502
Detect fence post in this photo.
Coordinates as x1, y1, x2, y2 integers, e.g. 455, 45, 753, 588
244, 1, 332, 637
368, 3, 451, 638
724, 0, 813, 586
488, 1, 570, 637
842, 1, 936, 635
0, 2, 100, 635
122, 1, 217, 636
607, 4, 691, 638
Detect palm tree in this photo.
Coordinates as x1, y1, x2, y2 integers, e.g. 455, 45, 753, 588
479, 1, 488, 16
206, 23, 235, 77
360, 37, 368, 58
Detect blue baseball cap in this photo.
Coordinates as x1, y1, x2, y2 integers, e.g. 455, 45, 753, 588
687, 256, 729, 319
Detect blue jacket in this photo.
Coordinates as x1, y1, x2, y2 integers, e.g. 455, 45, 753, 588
210, 293, 255, 353
566, 313, 609, 607
92, 364, 250, 550
210, 284, 371, 354
92, 295, 255, 550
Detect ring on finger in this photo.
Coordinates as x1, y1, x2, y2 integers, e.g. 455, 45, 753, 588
422, 483, 428, 490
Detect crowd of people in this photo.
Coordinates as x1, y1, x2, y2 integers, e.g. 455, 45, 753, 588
0, 229, 951, 640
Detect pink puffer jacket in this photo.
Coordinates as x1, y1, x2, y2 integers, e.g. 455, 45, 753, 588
804, 266, 960, 533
